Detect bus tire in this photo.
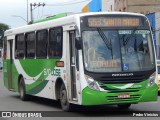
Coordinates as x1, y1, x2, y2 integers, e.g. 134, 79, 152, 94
60, 84, 73, 111
19, 77, 28, 101
117, 104, 131, 109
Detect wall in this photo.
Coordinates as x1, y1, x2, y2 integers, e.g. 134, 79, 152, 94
82, 4, 89, 12
115, 0, 127, 11
82, 0, 102, 12
102, 0, 115, 12
89, 0, 102, 12
115, 0, 160, 14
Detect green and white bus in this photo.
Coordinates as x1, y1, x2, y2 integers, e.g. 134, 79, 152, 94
3, 12, 158, 111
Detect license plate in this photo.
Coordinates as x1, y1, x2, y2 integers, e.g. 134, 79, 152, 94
118, 94, 130, 98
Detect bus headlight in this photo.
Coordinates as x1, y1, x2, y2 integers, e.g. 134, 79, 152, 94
147, 72, 156, 88
85, 75, 100, 91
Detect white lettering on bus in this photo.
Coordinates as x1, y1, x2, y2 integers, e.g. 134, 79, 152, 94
44, 68, 60, 76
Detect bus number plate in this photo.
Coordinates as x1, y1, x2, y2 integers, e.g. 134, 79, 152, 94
118, 94, 130, 98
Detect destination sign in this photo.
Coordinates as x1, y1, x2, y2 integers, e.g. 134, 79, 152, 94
88, 17, 141, 27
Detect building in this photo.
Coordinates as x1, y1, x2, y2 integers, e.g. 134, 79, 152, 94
82, 0, 160, 14
82, 0, 115, 12
82, 0, 102, 12
114, 0, 127, 12
102, 0, 115, 12
115, 0, 160, 14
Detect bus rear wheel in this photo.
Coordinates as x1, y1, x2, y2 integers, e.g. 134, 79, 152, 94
60, 84, 73, 111
19, 77, 28, 101
117, 104, 131, 109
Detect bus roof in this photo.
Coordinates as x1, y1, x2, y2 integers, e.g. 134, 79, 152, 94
5, 12, 146, 36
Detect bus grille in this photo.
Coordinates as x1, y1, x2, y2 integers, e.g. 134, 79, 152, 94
98, 76, 145, 84
107, 95, 141, 103
99, 84, 140, 92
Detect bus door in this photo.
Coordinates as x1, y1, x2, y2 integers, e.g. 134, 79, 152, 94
7, 39, 14, 90
69, 31, 78, 100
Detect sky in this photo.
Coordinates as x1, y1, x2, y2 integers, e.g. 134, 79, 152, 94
0, 0, 90, 28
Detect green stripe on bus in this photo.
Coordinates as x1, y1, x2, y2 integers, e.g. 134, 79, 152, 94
27, 80, 49, 94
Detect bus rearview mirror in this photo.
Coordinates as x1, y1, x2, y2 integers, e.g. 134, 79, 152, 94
75, 38, 81, 50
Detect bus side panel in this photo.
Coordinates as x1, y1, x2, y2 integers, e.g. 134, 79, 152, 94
14, 59, 59, 98
3, 60, 8, 89
3, 59, 18, 91
12, 62, 20, 92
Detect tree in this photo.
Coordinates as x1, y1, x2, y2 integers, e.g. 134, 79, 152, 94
0, 23, 10, 47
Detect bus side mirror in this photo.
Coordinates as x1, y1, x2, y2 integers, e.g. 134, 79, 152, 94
74, 25, 81, 49
75, 38, 81, 50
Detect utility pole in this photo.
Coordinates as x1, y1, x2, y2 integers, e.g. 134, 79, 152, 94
30, 3, 33, 23
27, 0, 29, 23
30, 3, 45, 23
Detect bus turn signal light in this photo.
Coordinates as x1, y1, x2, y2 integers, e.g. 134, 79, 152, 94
56, 61, 64, 67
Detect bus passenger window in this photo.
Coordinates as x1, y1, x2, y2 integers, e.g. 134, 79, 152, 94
36, 30, 48, 58
25, 32, 35, 58
49, 27, 62, 58
15, 34, 25, 59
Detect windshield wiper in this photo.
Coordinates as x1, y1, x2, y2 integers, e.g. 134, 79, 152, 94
97, 28, 111, 50
97, 28, 113, 59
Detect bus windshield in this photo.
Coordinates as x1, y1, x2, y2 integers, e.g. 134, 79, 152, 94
82, 30, 155, 72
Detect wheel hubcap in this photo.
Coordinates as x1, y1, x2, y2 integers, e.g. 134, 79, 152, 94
61, 90, 67, 105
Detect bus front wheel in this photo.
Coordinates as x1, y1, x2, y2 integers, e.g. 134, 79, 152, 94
117, 104, 131, 109
60, 84, 73, 111
19, 77, 28, 101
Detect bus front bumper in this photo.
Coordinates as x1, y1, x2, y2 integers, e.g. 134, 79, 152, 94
82, 84, 158, 106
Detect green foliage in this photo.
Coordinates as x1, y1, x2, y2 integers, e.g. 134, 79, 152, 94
0, 23, 10, 31
0, 23, 10, 47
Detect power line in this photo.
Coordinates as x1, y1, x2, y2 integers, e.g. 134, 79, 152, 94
47, 0, 89, 5
46, 0, 90, 6
30, 3, 46, 23
29, 0, 90, 23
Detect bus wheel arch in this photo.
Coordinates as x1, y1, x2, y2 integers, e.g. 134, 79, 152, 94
55, 77, 74, 111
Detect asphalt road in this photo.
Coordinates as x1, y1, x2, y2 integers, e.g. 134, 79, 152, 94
0, 70, 160, 119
